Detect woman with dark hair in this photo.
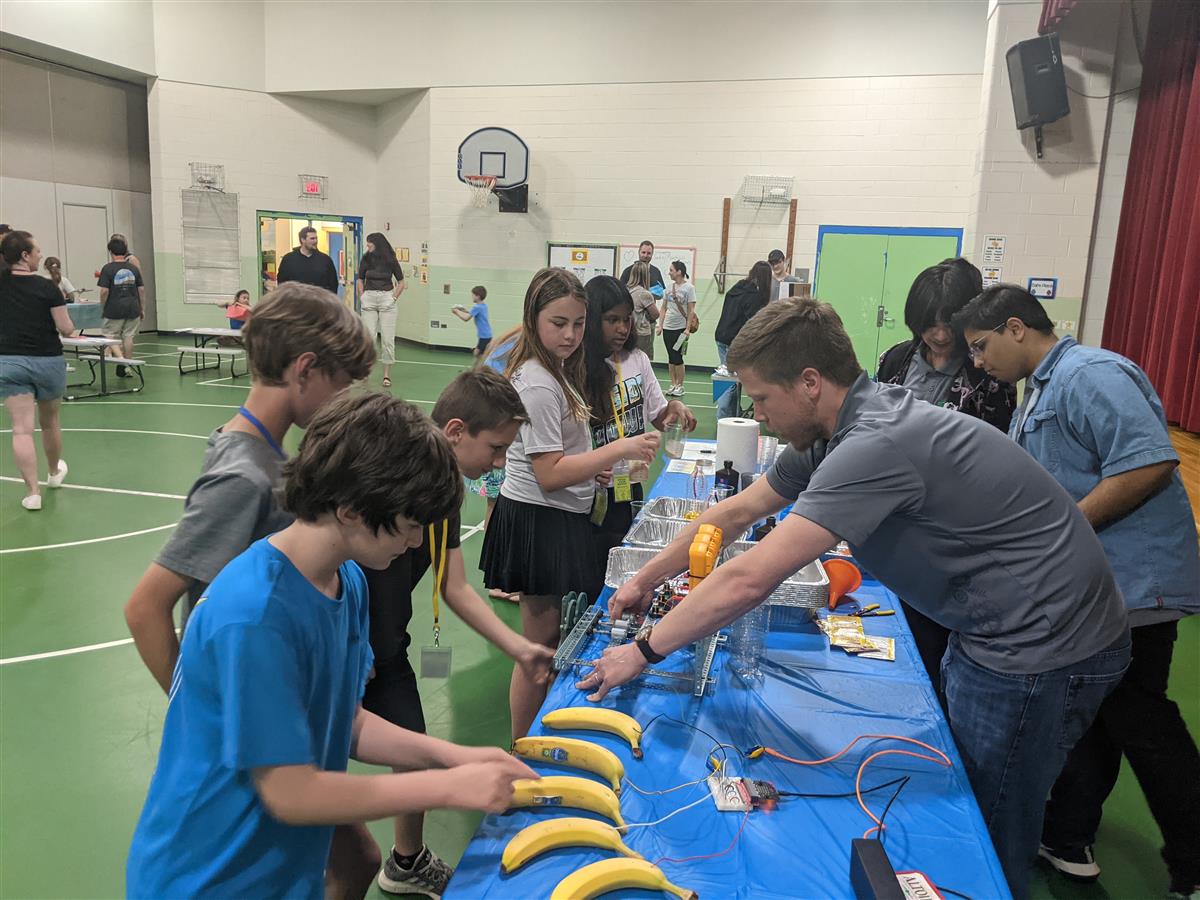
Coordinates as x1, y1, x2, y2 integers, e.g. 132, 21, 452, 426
355, 232, 406, 387
0, 231, 76, 510
582, 276, 696, 568
657, 260, 695, 396
876, 257, 1017, 691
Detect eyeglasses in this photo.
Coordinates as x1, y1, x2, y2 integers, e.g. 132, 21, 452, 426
968, 323, 1007, 360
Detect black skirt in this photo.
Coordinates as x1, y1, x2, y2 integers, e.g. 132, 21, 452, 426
481, 494, 605, 600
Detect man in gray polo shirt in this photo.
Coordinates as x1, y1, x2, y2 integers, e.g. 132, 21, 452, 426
581, 298, 1129, 898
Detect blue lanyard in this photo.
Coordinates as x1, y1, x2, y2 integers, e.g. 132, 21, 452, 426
237, 405, 286, 459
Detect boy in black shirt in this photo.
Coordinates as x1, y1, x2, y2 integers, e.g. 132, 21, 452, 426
97, 236, 144, 373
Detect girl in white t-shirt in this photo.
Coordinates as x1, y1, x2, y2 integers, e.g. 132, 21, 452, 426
583, 276, 697, 566
480, 267, 659, 738
657, 260, 696, 396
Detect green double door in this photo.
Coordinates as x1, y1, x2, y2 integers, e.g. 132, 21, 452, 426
813, 228, 963, 374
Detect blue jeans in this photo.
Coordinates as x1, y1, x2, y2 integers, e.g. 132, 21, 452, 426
941, 632, 1130, 899
715, 342, 739, 419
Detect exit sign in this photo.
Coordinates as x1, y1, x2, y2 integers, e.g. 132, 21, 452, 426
298, 174, 327, 199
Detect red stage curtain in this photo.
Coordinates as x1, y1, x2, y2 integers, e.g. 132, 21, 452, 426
1101, 0, 1200, 431
1039, 0, 1081, 34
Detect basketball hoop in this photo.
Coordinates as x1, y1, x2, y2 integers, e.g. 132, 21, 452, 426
465, 175, 497, 208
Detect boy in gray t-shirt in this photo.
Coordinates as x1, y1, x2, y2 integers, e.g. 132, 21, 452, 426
123, 284, 375, 695
587, 299, 1130, 898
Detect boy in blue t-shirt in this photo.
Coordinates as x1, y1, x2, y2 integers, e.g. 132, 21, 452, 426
451, 285, 493, 358
126, 393, 536, 900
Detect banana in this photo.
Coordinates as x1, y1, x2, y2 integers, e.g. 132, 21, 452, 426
499, 817, 640, 874
508, 776, 625, 829
541, 708, 645, 759
512, 736, 625, 794
549, 858, 697, 900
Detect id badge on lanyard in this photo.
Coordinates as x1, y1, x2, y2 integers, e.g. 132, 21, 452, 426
610, 359, 632, 503
419, 520, 452, 678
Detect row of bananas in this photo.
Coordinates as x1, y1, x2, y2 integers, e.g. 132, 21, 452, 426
500, 707, 697, 899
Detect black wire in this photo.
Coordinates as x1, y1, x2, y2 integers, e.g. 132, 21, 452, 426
876, 775, 910, 846
1066, 83, 1141, 100
643, 713, 731, 763
935, 887, 974, 900
778, 776, 909, 800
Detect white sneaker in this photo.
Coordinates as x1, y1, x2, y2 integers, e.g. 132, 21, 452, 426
47, 459, 68, 488
22, 494, 42, 511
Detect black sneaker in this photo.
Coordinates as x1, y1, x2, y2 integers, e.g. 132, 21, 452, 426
115, 364, 127, 377
377, 845, 453, 898
1038, 843, 1100, 882
1167, 877, 1199, 899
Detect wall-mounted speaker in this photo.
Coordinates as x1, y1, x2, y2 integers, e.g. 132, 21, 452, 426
1006, 33, 1070, 129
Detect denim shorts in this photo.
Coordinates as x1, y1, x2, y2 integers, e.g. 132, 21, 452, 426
0, 354, 67, 401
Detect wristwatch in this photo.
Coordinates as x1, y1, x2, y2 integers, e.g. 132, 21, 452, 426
635, 625, 666, 664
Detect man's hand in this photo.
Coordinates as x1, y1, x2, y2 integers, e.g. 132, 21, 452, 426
575, 643, 648, 702
516, 640, 556, 687
444, 756, 539, 813
608, 578, 655, 620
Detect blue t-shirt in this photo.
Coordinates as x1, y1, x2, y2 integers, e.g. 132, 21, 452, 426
483, 336, 516, 373
127, 539, 374, 900
469, 302, 492, 340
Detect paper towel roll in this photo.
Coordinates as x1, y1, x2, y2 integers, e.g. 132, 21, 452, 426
715, 417, 760, 479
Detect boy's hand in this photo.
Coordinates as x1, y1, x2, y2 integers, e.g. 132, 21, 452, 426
447, 757, 539, 813
517, 640, 556, 687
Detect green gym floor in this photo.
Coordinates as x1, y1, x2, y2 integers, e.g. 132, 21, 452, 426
0, 335, 1195, 899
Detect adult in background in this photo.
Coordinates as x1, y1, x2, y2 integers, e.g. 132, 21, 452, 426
876, 258, 1016, 688
957, 285, 1199, 897
588, 299, 1131, 898
714, 260, 772, 417
657, 260, 696, 397
624, 260, 659, 361
355, 232, 406, 388
619, 240, 664, 293
0, 230, 75, 510
277, 225, 339, 294
97, 236, 144, 376
768, 249, 800, 301
43, 257, 78, 301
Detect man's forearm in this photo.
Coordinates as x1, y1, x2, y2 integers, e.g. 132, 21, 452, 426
1078, 461, 1177, 528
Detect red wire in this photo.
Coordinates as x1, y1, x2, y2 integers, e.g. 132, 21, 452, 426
653, 809, 750, 866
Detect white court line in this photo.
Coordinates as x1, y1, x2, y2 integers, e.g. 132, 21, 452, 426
0, 636, 137, 666
1, 521, 486, 664
64, 401, 238, 409
0, 522, 177, 555
195, 376, 250, 388
0, 476, 186, 500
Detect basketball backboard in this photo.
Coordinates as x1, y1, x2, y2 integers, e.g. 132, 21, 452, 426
456, 127, 529, 189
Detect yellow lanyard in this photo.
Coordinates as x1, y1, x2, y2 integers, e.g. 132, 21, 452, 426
429, 520, 448, 647
610, 358, 626, 440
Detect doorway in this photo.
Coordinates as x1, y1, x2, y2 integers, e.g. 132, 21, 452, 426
257, 212, 363, 309
813, 226, 963, 373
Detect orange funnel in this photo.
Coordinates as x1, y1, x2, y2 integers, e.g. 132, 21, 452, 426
824, 558, 863, 609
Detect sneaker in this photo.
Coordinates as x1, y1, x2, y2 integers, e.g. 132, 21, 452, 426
47, 460, 68, 488
1038, 843, 1100, 882
115, 364, 127, 377
21, 494, 42, 511
377, 846, 453, 898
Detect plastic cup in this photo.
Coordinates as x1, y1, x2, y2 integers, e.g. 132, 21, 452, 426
663, 422, 686, 459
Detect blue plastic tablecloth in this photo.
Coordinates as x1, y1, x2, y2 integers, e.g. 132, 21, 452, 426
446, 464, 1010, 900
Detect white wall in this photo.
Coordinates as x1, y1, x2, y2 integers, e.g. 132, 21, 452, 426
152, 0, 264, 91
266, 0, 987, 93
146, 79, 380, 331
0, 0, 155, 79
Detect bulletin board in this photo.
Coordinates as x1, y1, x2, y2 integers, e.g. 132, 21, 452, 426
547, 242, 619, 284
619, 243, 698, 287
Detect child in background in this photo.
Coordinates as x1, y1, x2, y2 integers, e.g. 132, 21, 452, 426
125, 392, 536, 900
222, 289, 252, 330
479, 267, 659, 738
452, 285, 493, 358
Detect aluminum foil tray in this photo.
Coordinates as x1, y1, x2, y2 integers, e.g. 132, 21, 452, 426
624, 516, 690, 548
604, 546, 663, 590
642, 497, 708, 521
718, 541, 830, 608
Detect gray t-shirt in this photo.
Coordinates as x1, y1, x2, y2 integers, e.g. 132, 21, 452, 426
662, 282, 695, 330
766, 374, 1127, 675
901, 348, 965, 408
156, 430, 294, 611
501, 360, 595, 513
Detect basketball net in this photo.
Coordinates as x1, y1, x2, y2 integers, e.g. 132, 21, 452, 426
465, 175, 497, 208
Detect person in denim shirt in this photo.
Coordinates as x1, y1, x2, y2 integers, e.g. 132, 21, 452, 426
957, 285, 1200, 897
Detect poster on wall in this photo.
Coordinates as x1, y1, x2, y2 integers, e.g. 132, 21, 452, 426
547, 243, 618, 284
982, 266, 1002, 286
983, 235, 1006, 264
618, 244, 698, 291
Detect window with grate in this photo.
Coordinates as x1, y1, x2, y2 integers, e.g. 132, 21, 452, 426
181, 189, 240, 305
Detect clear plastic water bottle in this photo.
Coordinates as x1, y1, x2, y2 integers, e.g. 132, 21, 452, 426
729, 604, 770, 679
